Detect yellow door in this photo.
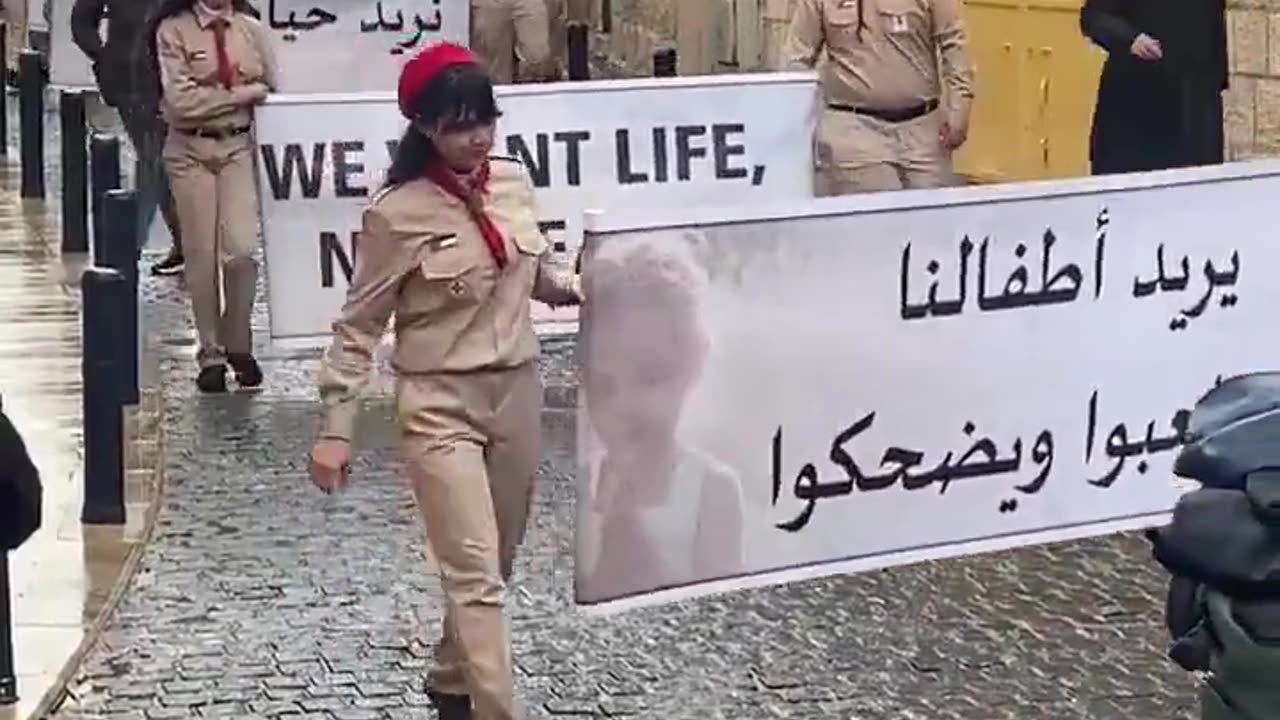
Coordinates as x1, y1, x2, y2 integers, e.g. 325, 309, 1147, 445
952, 0, 1104, 183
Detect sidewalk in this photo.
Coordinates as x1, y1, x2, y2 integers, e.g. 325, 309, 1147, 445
0, 95, 161, 720
0, 94, 1201, 720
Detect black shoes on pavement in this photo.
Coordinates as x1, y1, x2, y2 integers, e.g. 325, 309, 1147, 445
196, 355, 262, 394
427, 690, 471, 720
228, 354, 263, 388
151, 252, 185, 276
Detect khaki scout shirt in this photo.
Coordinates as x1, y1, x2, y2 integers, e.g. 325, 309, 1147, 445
784, 0, 974, 133
317, 157, 579, 441
155, 4, 278, 130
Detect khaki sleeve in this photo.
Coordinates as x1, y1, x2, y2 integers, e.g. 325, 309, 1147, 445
783, 0, 824, 70
932, 0, 974, 135
156, 21, 242, 123
246, 16, 279, 91
316, 207, 405, 441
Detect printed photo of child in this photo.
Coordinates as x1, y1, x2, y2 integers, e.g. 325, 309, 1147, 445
577, 230, 745, 604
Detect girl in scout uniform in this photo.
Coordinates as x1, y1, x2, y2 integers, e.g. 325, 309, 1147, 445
310, 42, 580, 720
145, 0, 274, 393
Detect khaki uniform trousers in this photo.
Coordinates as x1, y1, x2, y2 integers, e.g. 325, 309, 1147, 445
163, 131, 259, 368
814, 106, 955, 196
400, 363, 542, 720
470, 0, 552, 84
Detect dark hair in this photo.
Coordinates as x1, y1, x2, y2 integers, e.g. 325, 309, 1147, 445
138, 0, 261, 110
384, 63, 501, 188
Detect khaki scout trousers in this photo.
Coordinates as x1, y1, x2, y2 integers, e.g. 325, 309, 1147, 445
471, 0, 552, 84
163, 131, 259, 369
814, 107, 956, 196
400, 363, 542, 720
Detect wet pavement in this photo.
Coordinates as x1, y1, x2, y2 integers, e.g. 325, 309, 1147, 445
0, 88, 1204, 719
0, 91, 162, 720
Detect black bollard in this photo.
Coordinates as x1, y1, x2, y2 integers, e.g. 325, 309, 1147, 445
81, 267, 128, 525
653, 47, 677, 77
60, 91, 89, 254
102, 190, 139, 407
0, 24, 8, 157
567, 23, 590, 81
90, 134, 121, 262
18, 50, 45, 199
0, 554, 13, 706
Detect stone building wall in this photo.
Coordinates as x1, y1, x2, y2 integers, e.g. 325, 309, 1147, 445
1224, 0, 1280, 160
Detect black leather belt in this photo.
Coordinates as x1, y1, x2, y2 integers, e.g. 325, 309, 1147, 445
828, 99, 939, 123
177, 125, 250, 140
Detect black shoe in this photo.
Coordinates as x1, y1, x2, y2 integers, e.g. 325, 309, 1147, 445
196, 365, 227, 394
227, 353, 263, 388
151, 253, 184, 276
427, 690, 471, 720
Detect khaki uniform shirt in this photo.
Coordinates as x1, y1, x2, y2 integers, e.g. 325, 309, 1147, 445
156, 4, 278, 129
317, 157, 579, 441
784, 0, 974, 134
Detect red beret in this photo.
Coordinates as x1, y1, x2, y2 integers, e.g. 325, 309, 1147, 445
397, 42, 479, 119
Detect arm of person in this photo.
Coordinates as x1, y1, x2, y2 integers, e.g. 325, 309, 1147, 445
155, 21, 258, 123
508, 166, 582, 306
245, 15, 279, 91
782, 0, 825, 70
69, 0, 106, 60
934, 0, 974, 149
693, 463, 744, 577
316, 208, 407, 442
1080, 0, 1141, 54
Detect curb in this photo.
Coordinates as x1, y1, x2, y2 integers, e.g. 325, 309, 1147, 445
25, 389, 169, 720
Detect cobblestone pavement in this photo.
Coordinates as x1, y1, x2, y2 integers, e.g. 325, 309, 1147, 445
38, 108, 1202, 720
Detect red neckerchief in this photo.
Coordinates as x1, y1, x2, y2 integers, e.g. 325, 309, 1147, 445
425, 159, 508, 269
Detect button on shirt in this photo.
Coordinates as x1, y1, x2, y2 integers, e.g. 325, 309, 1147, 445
155, 4, 278, 129
784, 0, 974, 133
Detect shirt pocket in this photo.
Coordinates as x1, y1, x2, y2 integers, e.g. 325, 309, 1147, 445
406, 240, 493, 316
876, 0, 926, 36
184, 47, 220, 85
824, 2, 865, 41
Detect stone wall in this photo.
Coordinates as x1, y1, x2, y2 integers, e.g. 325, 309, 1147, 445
1225, 0, 1280, 159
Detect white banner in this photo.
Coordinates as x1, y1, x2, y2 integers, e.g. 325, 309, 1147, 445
263, 0, 468, 92
49, 0, 468, 92
574, 161, 1280, 612
254, 73, 820, 346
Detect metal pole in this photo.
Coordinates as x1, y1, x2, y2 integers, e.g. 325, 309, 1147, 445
102, 190, 139, 407
0, 554, 15, 706
61, 91, 89, 253
567, 23, 589, 81
81, 267, 127, 525
653, 47, 677, 77
18, 50, 45, 199
0, 24, 8, 157
90, 134, 121, 263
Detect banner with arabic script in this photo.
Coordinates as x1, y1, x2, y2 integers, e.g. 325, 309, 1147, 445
574, 161, 1280, 612
48, 0, 468, 91
264, 0, 468, 92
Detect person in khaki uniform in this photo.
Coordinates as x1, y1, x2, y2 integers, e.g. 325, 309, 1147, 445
309, 43, 580, 720
470, 0, 553, 83
3, 0, 28, 84
147, 0, 274, 392
784, 0, 975, 194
